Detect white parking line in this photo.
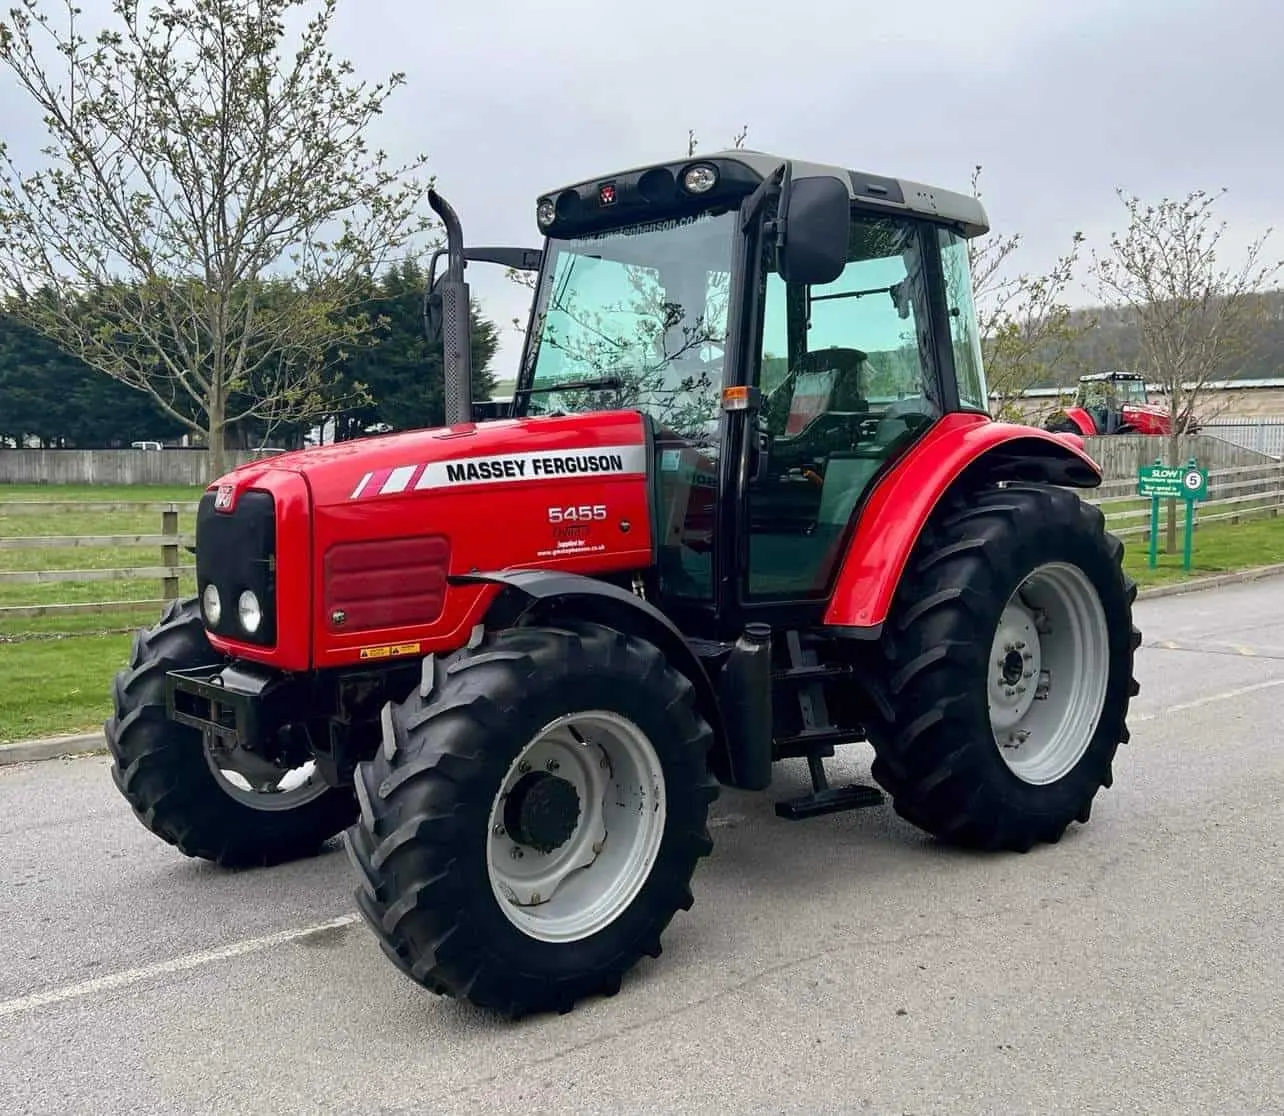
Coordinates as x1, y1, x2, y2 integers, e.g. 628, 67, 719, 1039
0, 914, 361, 1019
1132, 677, 1284, 723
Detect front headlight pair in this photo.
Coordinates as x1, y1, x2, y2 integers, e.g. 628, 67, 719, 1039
201, 583, 263, 634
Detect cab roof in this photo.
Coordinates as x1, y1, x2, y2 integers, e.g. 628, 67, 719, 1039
536, 148, 990, 239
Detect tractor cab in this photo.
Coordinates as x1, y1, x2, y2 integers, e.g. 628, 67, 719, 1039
1076, 372, 1150, 431
491, 150, 994, 634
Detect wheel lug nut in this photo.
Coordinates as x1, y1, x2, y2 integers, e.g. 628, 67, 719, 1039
546, 759, 559, 772
493, 825, 505, 837
511, 847, 524, 860
517, 760, 531, 774
1015, 640, 1026, 650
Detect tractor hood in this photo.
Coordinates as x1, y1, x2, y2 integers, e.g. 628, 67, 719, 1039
217, 412, 651, 509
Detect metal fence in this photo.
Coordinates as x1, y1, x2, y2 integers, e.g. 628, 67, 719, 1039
1200, 419, 1284, 460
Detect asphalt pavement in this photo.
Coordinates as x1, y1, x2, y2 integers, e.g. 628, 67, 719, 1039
2, 579, 1282, 1115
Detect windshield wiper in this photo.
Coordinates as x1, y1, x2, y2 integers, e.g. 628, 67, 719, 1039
517, 376, 624, 396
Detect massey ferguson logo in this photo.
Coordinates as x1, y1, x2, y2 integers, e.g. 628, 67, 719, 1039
213, 484, 235, 511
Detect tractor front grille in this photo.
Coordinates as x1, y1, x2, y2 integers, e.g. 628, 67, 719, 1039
195, 489, 278, 647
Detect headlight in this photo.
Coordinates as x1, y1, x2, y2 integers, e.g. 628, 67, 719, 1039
237, 590, 262, 634
202, 584, 222, 626
682, 164, 718, 194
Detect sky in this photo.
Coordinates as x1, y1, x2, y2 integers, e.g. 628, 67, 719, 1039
2, 0, 1281, 383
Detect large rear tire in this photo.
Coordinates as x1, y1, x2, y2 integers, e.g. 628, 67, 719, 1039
344, 620, 719, 1018
868, 483, 1140, 851
105, 596, 358, 867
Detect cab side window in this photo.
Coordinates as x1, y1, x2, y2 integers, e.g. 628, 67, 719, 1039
746, 213, 941, 598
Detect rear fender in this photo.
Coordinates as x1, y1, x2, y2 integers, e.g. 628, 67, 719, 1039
1058, 407, 1097, 436
454, 569, 732, 780
823, 416, 1103, 633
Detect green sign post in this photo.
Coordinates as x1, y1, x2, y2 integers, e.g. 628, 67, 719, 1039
1137, 457, 1209, 570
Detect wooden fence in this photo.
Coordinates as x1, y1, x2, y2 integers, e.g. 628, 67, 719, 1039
2, 463, 1282, 623
0, 501, 196, 621
1081, 461, 1284, 541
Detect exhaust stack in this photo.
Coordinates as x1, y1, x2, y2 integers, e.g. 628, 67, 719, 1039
428, 188, 472, 426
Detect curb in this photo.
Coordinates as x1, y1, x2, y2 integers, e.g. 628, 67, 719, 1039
0, 731, 107, 768
1135, 562, 1284, 600
3, 563, 1283, 766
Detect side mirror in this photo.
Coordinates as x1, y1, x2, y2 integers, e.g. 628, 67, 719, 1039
424, 275, 445, 343
778, 175, 849, 286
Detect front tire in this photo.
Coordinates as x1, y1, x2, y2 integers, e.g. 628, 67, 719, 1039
868, 483, 1141, 851
105, 596, 358, 867
344, 621, 719, 1018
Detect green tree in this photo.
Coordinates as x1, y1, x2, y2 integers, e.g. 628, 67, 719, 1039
0, 0, 434, 474
0, 304, 190, 446
331, 260, 499, 439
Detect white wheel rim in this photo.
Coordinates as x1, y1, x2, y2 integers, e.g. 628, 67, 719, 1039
987, 561, 1110, 785
202, 733, 331, 812
486, 710, 667, 943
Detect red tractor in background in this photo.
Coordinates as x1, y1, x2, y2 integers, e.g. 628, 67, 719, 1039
105, 149, 1141, 1019
1043, 370, 1193, 437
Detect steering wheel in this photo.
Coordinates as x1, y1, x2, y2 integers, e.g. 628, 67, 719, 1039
763, 347, 868, 430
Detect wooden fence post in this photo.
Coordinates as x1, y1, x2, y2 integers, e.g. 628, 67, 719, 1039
161, 505, 179, 601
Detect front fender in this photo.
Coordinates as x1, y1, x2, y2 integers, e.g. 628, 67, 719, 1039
454, 568, 730, 771
823, 414, 1103, 632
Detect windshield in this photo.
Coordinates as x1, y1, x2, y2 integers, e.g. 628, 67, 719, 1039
518, 208, 737, 449
1078, 377, 1148, 408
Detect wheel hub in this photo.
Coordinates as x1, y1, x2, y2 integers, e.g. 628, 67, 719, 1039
503, 771, 581, 853
988, 604, 1042, 732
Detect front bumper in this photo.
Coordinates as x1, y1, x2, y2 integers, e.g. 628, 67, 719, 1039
165, 662, 303, 745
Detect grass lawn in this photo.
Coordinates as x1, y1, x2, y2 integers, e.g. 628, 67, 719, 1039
1121, 511, 1284, 587
0, 632, 133, 744
1, 484, 1282, 744
0, 482, 204, 502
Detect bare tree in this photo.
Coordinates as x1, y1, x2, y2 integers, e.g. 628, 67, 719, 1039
1091, 186, 1282, 551
0, 0, 433, 472
966, 165, 1093, 421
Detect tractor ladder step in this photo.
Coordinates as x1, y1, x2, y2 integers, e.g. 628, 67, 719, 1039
771, 664, 854, 684
772, 630, 884, 820
774, 754, 885, 820
773, 727, 863, 759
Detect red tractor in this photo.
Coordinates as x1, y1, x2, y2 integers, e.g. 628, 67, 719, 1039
106, 150, 1141, 1019
1043, 371, 1190, 437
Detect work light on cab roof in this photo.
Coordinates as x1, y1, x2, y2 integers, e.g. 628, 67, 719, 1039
104, 145, 1141, 1024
